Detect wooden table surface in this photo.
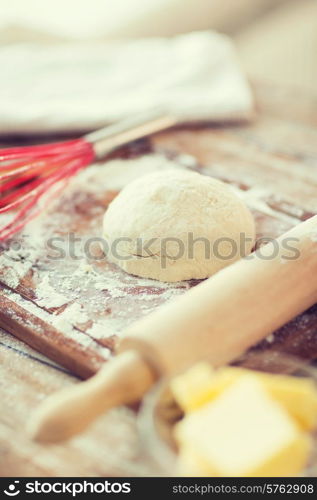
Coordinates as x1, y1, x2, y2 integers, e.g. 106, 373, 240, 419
1, 82, 317, 477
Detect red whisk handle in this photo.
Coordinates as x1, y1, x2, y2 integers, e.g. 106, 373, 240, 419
85, 110, 176, 160
0, 111, 175, 240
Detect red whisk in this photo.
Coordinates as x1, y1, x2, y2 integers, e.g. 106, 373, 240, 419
0, 112, 175, 241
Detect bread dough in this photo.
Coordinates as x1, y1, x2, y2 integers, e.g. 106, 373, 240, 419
102, 168, 255, 282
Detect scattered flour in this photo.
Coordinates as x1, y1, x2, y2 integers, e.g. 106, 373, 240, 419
2, 153, 301, 369
2, 287, 110, 358
0, 248, 34, 288
36, 274, 68, 308
69, 154, 182, 193
266, 333, 275, 343
60, 302, 89, 325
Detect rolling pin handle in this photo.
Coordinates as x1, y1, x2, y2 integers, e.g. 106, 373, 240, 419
28, 350, 157, 443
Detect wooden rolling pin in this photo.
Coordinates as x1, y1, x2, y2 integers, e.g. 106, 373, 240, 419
28, 215, 317, 443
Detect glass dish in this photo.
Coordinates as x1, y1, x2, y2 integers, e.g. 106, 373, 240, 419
138, 351, 317, 477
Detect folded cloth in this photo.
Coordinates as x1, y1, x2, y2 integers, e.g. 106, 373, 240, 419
1, 31, 253, 134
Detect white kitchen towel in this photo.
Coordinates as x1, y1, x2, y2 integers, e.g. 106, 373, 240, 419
1, 31, 253, 134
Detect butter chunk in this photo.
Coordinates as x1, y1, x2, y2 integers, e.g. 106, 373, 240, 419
213, 367, 317, 430
171, 363, 317, 430
253, 371, 317, 431
170, 363, 220, 412
175, 376, 311, 477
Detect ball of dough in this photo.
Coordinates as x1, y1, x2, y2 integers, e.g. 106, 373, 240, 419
102, 168, 255, 282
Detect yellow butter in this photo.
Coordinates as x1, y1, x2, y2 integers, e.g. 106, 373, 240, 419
256, 371, 317, 431
175, 376, 311, 477
170, 363, 217, 412
171, 363, 317, 430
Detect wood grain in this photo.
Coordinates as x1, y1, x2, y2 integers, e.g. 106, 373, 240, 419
0, 292, 104, 378
0, 83, 317, 476
0, 84, 317, 378
0, 329, 153, 476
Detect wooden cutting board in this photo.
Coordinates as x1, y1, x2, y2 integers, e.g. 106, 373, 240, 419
1, 82, 317, 378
